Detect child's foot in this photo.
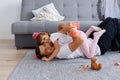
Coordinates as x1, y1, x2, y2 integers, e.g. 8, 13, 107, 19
68, 28, 79, 37
91, 25, 102, 31
94, 29, 106, 37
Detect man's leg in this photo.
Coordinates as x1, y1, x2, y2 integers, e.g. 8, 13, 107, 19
107, 18, 120, 51
98, 17, 113, 28
98, 20, 117, 55
89, 18, 117, 55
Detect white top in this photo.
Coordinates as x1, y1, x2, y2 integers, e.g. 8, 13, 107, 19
50, 32, 72, 47
50, 32, 101, 59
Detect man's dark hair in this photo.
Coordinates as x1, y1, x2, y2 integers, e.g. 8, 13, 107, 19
35, 47, 44, 59
35, 41, 54, 59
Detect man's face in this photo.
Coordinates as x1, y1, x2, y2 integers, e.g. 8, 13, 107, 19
39, 43, 54, 56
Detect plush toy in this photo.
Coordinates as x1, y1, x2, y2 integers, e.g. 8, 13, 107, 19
91, 57, 102, 70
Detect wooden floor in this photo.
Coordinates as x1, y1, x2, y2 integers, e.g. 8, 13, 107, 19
0, 40, 33, 80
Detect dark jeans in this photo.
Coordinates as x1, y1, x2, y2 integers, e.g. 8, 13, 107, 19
109, 18, 120, 51
90, 18, 117, 55
98, 17, 118, 55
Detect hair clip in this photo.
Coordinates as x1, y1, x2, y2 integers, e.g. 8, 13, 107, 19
32, 32, 39, 39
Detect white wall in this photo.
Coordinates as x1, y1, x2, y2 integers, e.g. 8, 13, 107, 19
0, 0, 22, 39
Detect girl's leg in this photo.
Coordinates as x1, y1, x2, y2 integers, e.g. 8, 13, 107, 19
86, 26, 102, 37
80, 30, 106, 58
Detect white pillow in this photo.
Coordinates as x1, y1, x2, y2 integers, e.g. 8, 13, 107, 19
32, 3, 60, 17
31, 6, 64, 21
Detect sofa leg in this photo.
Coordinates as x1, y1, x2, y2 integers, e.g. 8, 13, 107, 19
16, 46, 22, 49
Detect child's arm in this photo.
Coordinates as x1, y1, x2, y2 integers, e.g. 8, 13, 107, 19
42, 39, 60, 61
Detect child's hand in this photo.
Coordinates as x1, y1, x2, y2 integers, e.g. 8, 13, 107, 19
42, 57, 50, 61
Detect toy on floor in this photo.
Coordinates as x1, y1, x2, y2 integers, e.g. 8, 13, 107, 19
91, 57, 102, 70
80, 65, 89, 72
114, 61, 120, 66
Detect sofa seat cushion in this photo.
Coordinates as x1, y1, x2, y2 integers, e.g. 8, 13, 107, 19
12, 21, 59, 34
12, 21, 101, 34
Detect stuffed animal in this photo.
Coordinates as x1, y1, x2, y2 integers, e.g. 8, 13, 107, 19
91, 57, 102, 70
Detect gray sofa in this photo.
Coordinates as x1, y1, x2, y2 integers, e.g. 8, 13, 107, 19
12, 0, 104, 49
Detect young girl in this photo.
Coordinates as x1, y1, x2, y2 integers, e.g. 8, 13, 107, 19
33, 22, 106, 61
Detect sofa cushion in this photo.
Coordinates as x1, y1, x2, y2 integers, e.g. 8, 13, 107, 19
32, 3, 60, 17
21, 0, 99, 21
31, 5, 64, 21
12, 21, 101, 34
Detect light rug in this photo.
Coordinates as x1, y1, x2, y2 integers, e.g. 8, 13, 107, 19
8, 50, 120, 80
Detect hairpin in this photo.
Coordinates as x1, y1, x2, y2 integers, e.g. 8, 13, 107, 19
32, 32, 39, 39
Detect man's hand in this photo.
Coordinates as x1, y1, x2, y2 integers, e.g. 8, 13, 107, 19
42, 57, 50, 61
